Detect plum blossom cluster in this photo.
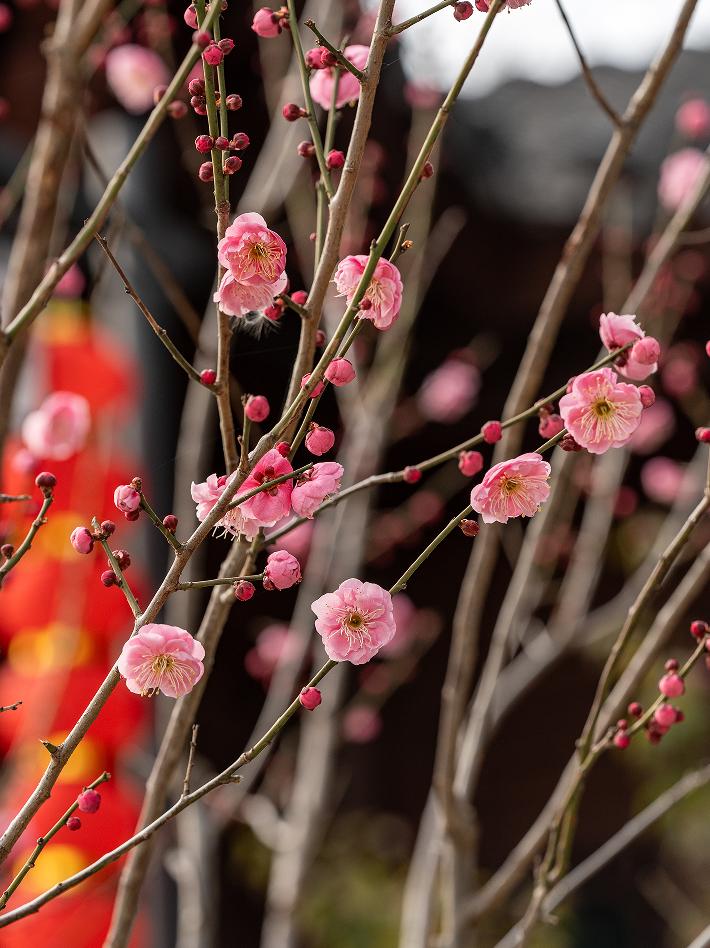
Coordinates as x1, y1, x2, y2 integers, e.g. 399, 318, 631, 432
215, 212, 288, 318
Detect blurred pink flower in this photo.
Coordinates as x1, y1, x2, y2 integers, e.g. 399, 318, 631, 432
312, 578, 396, 664
251, 6, 281, 36
404, 83, 442, 110
334, 255, 403, 330
641, 457, 689, 505
54, 264, 85, 298
244, 623, 299, 682
22, 392, 90, 460
342, 705, 382, 743
117, 624, 204, 697
559, 368, 642, 454
676, 98, 710, 139
658, 148, 707, 212
470, 452, 551, 524
628, 398, 675, 455
217, 212, 287, 287
310, 45, 369, 109
291, 462, 343, 518
214, 271, 287, 316
275, 520, 314, 561
105, 44, 169, 114
662, 343, 700, 397
417, 358, 480, 423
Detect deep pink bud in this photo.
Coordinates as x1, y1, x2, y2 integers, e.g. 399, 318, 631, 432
100, 570, 117, 587
200, 368, 217, 385
282, 102, 306, 121
35, 471, 57, 490
163, 514, 178, 532
199, 159, 213, 179
665, 658, 679, 671
203, 43, 224, 65
218, 37, 235, 54
0, 544, 13, 559
420, 161, 434, 180
224, 155, 243, 174
112, 549, 131, 570
66, 816, 82, 831
630, 336, 661, 366
264, 303, 282, 321
299, 686, 322, 710
305, 423, 335, 456
101, 520, 116, 537
320, 49, 337, 67
231, 131, 250, 150
214, 136, 229, 150
153, 84, 168, 105
459, 519, 480, 537
195, 134, 214, 154
301, 373, 325, 397
297, 140, 315, 158
125, 510, 140, 522
324, 358, 356, 386
326, 149, 345, 170
233, 580, 255, 601
453, 1, 474, 20
315, 330, 326, 347
275, 441, 291, 456
638, 385, 655, 408
560, 434, 583, 452
70, 527, 94, 555
696, 427, 710, 443
475, 0, 489, 10
183, 4, 198, 29
191, 95, 207, 114
193, 30, 211, 48
77, 788, 101, 813
659, 672, 685, 697
654, 704, 678, 729
458, 450, 484, 477
403, 466, 422, 484
628, 701, 643, 718
226, 93, 243, 110
264, 550, 302, 590
481, 420, 502, 444
706, 339, 710, 358
690, 619, 709, 638
245, 395, 270, 423
188, 77, 205, 96
305, 47, 325, 69
538, 412, 564, 439
613, 731, 630, 749
291, 290, 308, 305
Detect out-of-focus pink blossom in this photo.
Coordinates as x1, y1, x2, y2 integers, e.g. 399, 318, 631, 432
310, 45, 369, 109
629, 398, 675, 455
217, 212, 287, 287
599, 312, 657, 380
275, 520, 314, 561
252, 6, 281, 37
538, 412, 564, 439
244, 623, 299, 682
291, 462, 343, 518
54, 264, 85, 298
105, 44, 170, 114
662, 344, 700, 397
559, 368, 642, 454
471, 452, 551, 524
342, 705, 382, 743
676, 98, 710, 139
264, 550, 302, 589
214, 271, 287, 316
417, 358, 480, 423
658, 148, 707, 212
312, 578, 396, 664
641, 457, 691, 505
21, 392, 90, 461
333, 255, 403, 330
117, 624, 204, 697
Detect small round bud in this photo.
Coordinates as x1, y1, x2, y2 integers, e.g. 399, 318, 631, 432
403, 466, 422, 484
291, 290, 308, 305
654, 704, 678, 729
66, 816, 82, 831
203, 43, 224, 65
153, 84, 168, 105
35, 471, 56, 490
125, 510, 140, 522
453, 1, 474, 20
282, 102, 306, 121
195, 134, 214, 154
297, 140, 316, 158
233, 580, 255, 601
163, 514, 178, 532
324, 358, 356, 386
315, 329, 326, 347
690, 619, 709, 638
101, 520, 116, 537
100, 570, 117, 588
193, 29, 211, 48
481, 420, 502, 444
665, 658, 679, 671
264, 303, 282, 321
301, 372, 325, 398
320, 50, 337, 67
538, 412, 564, 439
420, 161, 434, 179
1, 543, 14, 559
77, 788, 101, 813
214, 135, 229, 150
224, 155, 243, 174
305, 423, 335, 456
560, 434, 583, 452
198, 161, 214, 182
231, 131, 250, 150
188, 77, 205, 96
299, 686, 322, 710
183, 4, 198, 29
218, 37, 235, 54
696, 427, 710, 443
245, 395, 270, 423
70, 527, 94, 555
112, 549, 131, 570
613, 731, 630, 749
458, 450, 484, 477
638, 385, 655, 408
275, 441, 291, 456
617, 719, 628, 730
226, 93, 243, 110
305, 47, 324, 69
200, 368, 217, 386
706, 340, 710, 358
326, 149, 345, 170
659, 672, 684, 698
628, 701, 643, 718
630, 336, 660, 366
459, 519, 480, 537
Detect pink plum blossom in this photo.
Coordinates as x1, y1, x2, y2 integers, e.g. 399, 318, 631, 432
559, 368, 643, 454
641, 457, 690, 505
252, 6, 281, 36
70, 526, 94, 554
238, 448, 294, 527
244, 623, 299, 682
117, 624, 205, 697
54, 263, 85, 298
22, 392, 90, 461
629, 398, 675, 455
470, 452, 551, 524
291, 462, 344, 518
105, 44, 170, 114
276, 520, 314, 561
325, 358, 356, 386
214, 271, 287, 316
305, 423, 335, 456
417, 357, 480, 423
217, 212, 287, 287
311, 578, 396, 664
310, 45, 369, 109
114, 484, 141, 513
264, 550, 302, 590
333, 255, 404, 330
658, 148, 707, 212
676, 98, 710, 139
342, 705, 382, 743
598, 312, 658, 380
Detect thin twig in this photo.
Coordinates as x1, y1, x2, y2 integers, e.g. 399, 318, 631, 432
181, 726, 199, 799
304, 19, 364, 80
0, 494, 30, 504
0, 490, 54, 587
389, 0, 455, 35
139, 490, 183, 553
0, 702, 22, 713
175, 574, 262, 590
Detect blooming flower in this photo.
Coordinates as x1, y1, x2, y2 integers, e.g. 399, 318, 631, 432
658, 148, 707, 212
470, 452, 551, 524
311, 578, 396, 664
417, 358, 480, 423
333, 255, 403, 331
117, 624, 205, 697
291, 462, 344, 518
310, 45, 369, 109
217, 212, 287, 287
559, 368, 643, 454
214, 271, 287, 316
105, 44, 170, 114
598, 311, 658, 380
21, 392, 90, 461
264, 550, 302, 589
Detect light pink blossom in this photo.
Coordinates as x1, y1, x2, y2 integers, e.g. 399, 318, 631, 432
598, 312, 657, 380
418, 358, 480, 423
342, 705, 382, 743
214, 271, 287, 316
54, 263, 85, 298
311, 578, 396, 664
105, 44, 170, 114
658, 148, 707, 212
629, 398, 675, 455
559, 368, 643, 454
264, 550, 302, 590
21, 392, 90, 461
333, 255, 404, 331
114, 484, 141, 514
310, 45, 369, 109
470, 452, 551, 524
676, 98, 710, 139
217, 212, 287, 287
117, 624, 204, 697
244, 623, 299, 682
641, 457, 690, 505
291, 462, 344, 518
70, 526, 94, 554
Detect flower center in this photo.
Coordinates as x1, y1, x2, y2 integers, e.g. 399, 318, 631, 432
152, 654, 174, 676
500, 475, 522, 495
592, 398, 615, 418
346, 611, 364, 630
245, 237, 280, 281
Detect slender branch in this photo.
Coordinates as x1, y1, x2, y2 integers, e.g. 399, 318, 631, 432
181, 726, 199, 799
175, 574, 263, 590
0, 491, 54, 587
94, 523, 142, 619
138, 490, 183, 553
304, 19, 364, 80
554, 0, 623, 127
226, 463, 313, 510
0, 494, 30, 503
0, 702, 22, 713
94, 234, 203, 384
389, 0, 455, 35
278, 293, 309, 319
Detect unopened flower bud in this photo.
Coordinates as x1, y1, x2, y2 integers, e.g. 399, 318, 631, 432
203, 43, 224, 65
195, 134, 214, 154
112, 549, 131, 570
481, 420, 502, 444
218, 37, 235, 54
282, 102, 306, 121
326, 149, 345, 170
193, 29, 211, 48
100, 570, 117, 587
226, 93, 242, 110
459, 519, 480, 537
299, 686, 322, 710
245, 395, 270, 423
420, 160, 434, 179
324, 358, 356, 386
214, 135, 229, 150
453, 1, 474, 20
297, 140, 316, 158
168, 100, 188, 119
696, 427, 710, 443
1, 543, 14, 559
35, 471, 56, 490
320, 50, 337, 67
628, 701, 643, 718
188, 77, 205, 96
561, 434, 583, 452
275, 441, 291, 456
233, 580, 255, 601
163, 514, 178, 532
458, 450, 484, 477
66, 816, 82, 831
291, 290, 308, 305
200, 368, 217, 385
403, 466, 422, 484
690, 619, 709, 638
70, 527, 94, 555
224, 155, 242, 174
77, 788, 101, 813
231, 131, 250, 150
638, 385, 655, 408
